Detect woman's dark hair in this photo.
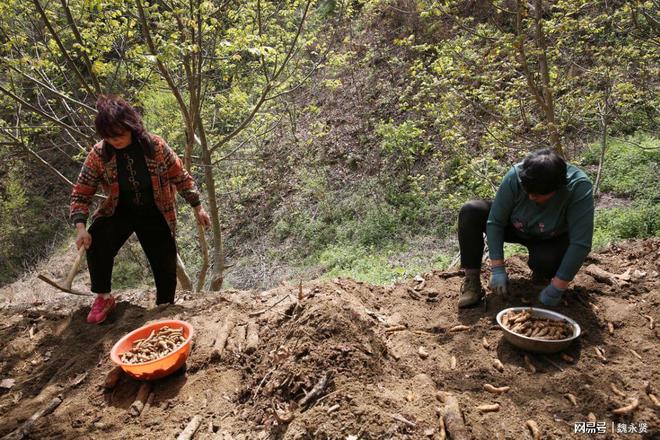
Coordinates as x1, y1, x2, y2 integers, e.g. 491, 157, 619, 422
95, 95, 154, 160
519, 148, 567, 194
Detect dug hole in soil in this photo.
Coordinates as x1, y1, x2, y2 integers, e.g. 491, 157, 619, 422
0, 239, 658, 439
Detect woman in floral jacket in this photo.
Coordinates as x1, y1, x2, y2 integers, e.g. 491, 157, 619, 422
70, 95, 211, 324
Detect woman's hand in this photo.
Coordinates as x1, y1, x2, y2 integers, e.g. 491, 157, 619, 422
75, 223, 92, 250
489, 264, 509, 295
194, 205, 212, 228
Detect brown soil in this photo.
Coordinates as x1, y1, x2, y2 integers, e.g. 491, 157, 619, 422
1, 239, 658, 439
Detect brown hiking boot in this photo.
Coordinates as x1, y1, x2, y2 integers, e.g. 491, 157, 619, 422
459, 273, 484, 308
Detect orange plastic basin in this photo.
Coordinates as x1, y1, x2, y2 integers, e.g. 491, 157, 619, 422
110, 319, 194, 380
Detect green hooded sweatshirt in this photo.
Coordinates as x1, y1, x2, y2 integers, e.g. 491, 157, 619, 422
486, 163, 594, 281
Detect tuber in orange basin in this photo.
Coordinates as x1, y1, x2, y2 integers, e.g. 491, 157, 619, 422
110, 319, 194, 380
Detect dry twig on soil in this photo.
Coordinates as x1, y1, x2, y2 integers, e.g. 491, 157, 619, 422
299, 372, 329, 407
391, 413, 416, 427
3, 395, 62, 440
177, 415, 202, 440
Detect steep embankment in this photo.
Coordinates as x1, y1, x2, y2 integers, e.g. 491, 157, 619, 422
1, 239, 658, 439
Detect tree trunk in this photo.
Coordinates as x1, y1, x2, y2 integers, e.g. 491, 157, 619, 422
593, 102, 608, 200
533, 0, 564, 157
195, 114, 225, 291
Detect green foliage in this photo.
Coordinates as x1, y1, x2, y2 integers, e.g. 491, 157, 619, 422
376, 119, 430, 169
582, 133, 660, 249
0, 165, 61, 284
593, 203, 659, 250
583, 134, 659, 199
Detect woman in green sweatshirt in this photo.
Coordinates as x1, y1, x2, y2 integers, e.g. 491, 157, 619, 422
457, 149, 594, 308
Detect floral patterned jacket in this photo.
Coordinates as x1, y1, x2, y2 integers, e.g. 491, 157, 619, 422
70, 135, 200, 235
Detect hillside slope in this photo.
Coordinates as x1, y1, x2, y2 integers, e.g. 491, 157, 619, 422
1, 239, 658, 439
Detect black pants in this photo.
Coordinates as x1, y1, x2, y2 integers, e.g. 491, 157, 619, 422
458, 200, 569, 278
87, 206, 177, 304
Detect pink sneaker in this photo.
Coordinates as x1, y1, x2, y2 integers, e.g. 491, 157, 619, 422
87, 295, 116, 324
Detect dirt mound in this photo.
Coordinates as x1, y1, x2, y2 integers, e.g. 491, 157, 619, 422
0, 239, 658, 439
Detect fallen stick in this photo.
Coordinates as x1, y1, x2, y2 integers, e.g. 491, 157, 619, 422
212, 316, 235, 359
540, 355, 563, 372
385, 324, 407, 333
299, 372, 329, 407
235, 324, 247, 353
248, 293, 291, 317
245, 322, 259, 354
611, 398, 639, 415
526, 420, 541, 440
129, 383, 151, 417
103, 366, 124, 389
391, 413, 416, 427
3, 395, 62, 440
439, 392, 469, 440
629, 349, 643, 361
177, 415, 202, 440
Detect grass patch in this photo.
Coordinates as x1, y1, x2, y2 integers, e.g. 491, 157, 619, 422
311, 243, 453, 285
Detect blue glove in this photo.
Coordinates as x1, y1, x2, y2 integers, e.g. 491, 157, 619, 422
539, 283, 565, 306
489, 265, 509, 295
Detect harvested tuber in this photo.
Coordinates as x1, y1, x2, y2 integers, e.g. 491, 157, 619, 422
477, 403, 500, 412
611, 398, 639, 415
526, 420, 541, 440
483, 384, 510, 394
120, 326, 186, 364
501, 309, 573, 340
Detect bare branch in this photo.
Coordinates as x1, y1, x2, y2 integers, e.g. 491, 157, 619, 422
32, 0, 95, 96
0, 84, 94, 142
2, 60, 97, 113
59, 0, 103, 94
